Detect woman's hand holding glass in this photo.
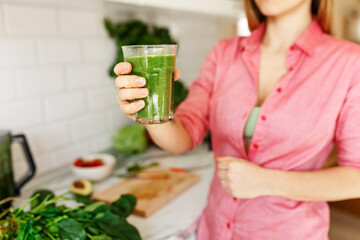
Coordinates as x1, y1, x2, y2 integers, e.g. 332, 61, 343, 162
114, 62, 180, 120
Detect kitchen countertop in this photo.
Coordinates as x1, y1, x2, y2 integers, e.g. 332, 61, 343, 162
15, 144, 214, 240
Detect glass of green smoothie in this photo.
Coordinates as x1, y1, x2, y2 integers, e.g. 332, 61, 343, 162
122, 45, 177, 124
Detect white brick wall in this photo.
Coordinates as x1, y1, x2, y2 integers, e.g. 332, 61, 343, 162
44, 92, 87, 121
0, 0, 228, 177
0, 98, 43, 129
87, 87, 118, 111
16, 66, 64, 97
0, 72, 16, 100
83, 38, 115, 62
38, 39, 82, 64
59, 10, 101, 36
0, 5, 5, 35
70, 113, 106, 141
3, 4, 57, 35
66, 64, 103, 90
0, 39, 36, 67
25, 122, 70, 155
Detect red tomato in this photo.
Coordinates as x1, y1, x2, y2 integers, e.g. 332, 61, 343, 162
74, 158, 104, 168
74, 158, 84, 167
170, 167, 187, 173
93, 159, 104, 166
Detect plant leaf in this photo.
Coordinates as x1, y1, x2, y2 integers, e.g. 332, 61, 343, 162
95, 210, 140, 240
57, 218, 87, 240
110, 194, 136, 218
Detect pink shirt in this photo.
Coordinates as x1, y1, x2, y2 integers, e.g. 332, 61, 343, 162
174, 19, 360, 240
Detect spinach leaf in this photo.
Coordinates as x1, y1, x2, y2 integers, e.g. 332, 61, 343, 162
39, 205, 61, 218
110, 194, 136, 218
95, 211, 140, 240
57, 218, 87, 240
88, 234, 113, 240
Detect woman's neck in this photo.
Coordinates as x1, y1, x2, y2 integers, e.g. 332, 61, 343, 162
262, 5, 312, 51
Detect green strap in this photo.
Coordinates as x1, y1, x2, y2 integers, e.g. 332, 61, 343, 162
243, 107, 261, 138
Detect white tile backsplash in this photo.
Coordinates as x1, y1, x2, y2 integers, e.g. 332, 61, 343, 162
52, 141, 91, 168
16, 66, 64, 97
38, 39, 81, 64
0, 71, 16, 100
1, 0, 227, 176
0, 5, 5, 35
0, 39, 36, 67
44, 91, 87, 121
87, 87, 118, 111
90, 130, 113, 152
59, 9, 100, 36
83, 38, 116, 63
106, 108, 132, 131
70, 112, 106, 141
3, 4, 57, 35
25, 122, 70, 155
66, 64, 103, 90
0, 98, 43, 129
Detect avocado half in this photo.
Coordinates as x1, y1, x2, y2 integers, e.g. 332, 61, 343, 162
69, 179, 93, 196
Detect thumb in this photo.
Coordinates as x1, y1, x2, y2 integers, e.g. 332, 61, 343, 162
174, 67, 180, 81
217, 156, 234, 163
217, 156, 234, 170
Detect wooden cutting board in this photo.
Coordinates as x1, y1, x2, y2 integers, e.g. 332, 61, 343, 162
92, 167, 200, 217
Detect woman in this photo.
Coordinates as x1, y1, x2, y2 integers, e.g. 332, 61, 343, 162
114, 0, 360, 239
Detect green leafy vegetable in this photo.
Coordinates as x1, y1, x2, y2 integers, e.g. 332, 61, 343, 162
0, 191, 140, 240
57, 219, 87, 240
174, 80, 188, 108
126, 162, 159, 176
112, 124, 148, 155
103, 18, 178, 78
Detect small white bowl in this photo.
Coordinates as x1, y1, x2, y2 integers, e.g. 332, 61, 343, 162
70, 153, 116, 181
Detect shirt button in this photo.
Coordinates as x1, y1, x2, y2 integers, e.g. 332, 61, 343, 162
261, 115, 266, 121
276, 87, 282, 93
289, 67, 294, 71
290, 45, 295, 51
240, 46, 245, 52
253, 144, 259, 150
226, 222, 231, 229
233, 197, 237, 201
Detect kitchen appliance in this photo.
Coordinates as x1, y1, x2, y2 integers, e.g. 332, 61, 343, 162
0, 130, 36, 211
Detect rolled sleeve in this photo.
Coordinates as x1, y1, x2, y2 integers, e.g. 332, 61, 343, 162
335, 63, 360, 171
174, 42, 220, 150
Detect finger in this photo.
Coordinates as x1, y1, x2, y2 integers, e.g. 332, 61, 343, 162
174, 67, 180, 81
217, 169, 227, 180
120, 100, 145, 114
118, 88, 149, 101
221, 180, 227, 188
217, 156, 234, 162
218, 162, 228, 170
114, 62, 132, 76
115, 75, 146, 89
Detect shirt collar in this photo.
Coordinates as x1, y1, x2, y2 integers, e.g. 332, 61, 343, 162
241, 17, 324, 56
293, 18, 324, 56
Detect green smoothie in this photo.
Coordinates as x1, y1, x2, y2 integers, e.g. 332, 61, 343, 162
125, 54, 176, 123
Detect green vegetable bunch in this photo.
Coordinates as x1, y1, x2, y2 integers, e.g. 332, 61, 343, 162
112, 124, 148, 155
0, 193, 140, 240
104, 18, 178, 78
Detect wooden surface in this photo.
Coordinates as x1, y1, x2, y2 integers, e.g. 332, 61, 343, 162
93, 167, 200, 218
323, 146, 360, 218
329, 207, 360, 240
330, 200, 360, 218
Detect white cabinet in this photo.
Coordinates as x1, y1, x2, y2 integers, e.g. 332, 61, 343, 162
105, 0, 243, 18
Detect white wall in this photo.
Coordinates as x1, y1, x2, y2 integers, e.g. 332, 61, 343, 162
0, 0, 236, 179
